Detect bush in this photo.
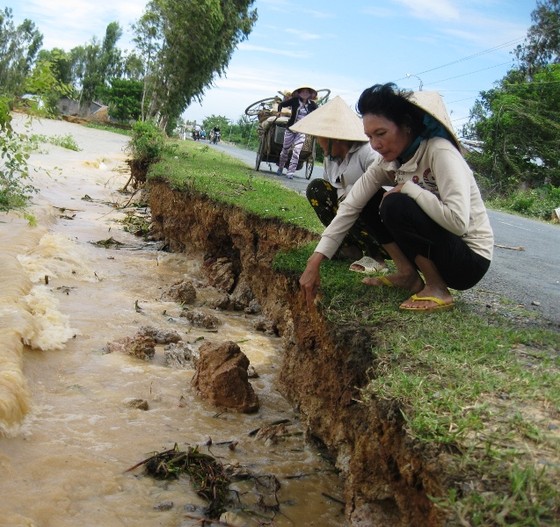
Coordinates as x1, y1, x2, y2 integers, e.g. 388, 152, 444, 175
0, 98, 35, 211
127, 120, 167, 165
486, 185, 560, 220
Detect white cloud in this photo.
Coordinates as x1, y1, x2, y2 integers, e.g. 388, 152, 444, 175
10, 0, 143, 50
391, 0, 460, 21
301, 8, 335, 19
238, 43, 312, 59
284, 29, 322, 41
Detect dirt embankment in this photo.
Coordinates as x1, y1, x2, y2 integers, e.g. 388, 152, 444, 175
148, 179, 451, 526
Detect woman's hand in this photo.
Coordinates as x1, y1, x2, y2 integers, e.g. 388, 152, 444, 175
299, 252, 326, 308
381, 183, 404, 203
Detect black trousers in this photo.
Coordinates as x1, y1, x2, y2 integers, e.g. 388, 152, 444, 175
306, 179, 388, 259
378, 193, 490, 290
307, 180, 490, 290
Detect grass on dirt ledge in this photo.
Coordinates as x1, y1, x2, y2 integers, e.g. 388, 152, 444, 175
149, 139, 560, 526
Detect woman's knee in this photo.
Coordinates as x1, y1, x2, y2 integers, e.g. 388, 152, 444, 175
306, 179, 329, 200
379, 192, 415, 224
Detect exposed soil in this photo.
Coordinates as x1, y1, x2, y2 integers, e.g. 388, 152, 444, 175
148, 179, 454, 526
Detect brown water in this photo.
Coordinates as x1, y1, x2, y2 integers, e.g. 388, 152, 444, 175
0, 115, 346, 527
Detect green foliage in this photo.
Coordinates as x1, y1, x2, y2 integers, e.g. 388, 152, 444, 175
202, 114, 229, 134
104, 78, 143, 122
30, 133, 81, 151
464, 1, 560, 198
23, 57, 74, 116
68, 22, 124, 113
0, 7, 43, 96
127, 120, 167, 164
0, 97, 35, 210
464, 64, 560, 195
133, 0, 257, 128
486, 185, 560, 220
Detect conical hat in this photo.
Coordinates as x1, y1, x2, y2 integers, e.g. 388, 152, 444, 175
408, 91, 460, 150
292, 85, 318, 98
289, 96, 368, 142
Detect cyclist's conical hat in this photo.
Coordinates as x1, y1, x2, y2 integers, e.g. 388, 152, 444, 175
408, 91, 461, 150
292, 85, 318, 98
289, 96, 368, 142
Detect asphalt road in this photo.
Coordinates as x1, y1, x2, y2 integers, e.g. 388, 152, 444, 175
208, 140, 560, 329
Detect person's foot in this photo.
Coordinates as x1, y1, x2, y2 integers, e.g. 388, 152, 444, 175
286, 173, 294, 179
363, 272, 423, 293
276, 168, 283, 176
399, 287, 454, 311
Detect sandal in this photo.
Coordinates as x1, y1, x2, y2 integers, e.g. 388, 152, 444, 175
349, 256, 387, 274
399, 294, 454, 312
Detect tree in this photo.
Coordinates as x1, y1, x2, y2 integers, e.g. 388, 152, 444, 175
0, 7, 43, 95
24, 55, 74, 116
70, 22, 124, 114
464, 65, 560, 192
37, 48, 73, 85
465, 0, 560, 194
514, 0, 560, 75
133, 0, 257, 131
104, 78, 143, 122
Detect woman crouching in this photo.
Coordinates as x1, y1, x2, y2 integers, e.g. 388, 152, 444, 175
299, 82, 494, 312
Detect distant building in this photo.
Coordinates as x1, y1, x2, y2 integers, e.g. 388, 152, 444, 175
56, 97, 107, 119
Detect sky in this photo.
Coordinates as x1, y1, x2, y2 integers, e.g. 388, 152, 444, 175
4, 0, 536, 135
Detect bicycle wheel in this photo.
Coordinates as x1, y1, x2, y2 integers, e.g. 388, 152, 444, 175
244, 97, 280, 118
305, 158, 314, 179
255, 137, 264, 171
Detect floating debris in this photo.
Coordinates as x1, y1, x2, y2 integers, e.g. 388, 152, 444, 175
90, 237, 126, 248
126, 444, 231, 519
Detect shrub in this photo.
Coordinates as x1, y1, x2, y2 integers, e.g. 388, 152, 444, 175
127, 120, 167, 165
0, 98, 35, 210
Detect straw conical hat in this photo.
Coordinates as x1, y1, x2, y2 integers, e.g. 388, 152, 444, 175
292, 85, 318, 98
408, 91, 460, 150
289, 96, 368, 142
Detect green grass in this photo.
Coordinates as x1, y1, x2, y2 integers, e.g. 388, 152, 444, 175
486, 185, 560, 222
86, 122, 133, 136
149, 140, 324, 233
30, 133, 81, 151
149, 138, 560, 526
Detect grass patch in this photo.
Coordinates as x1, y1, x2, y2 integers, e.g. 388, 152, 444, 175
30, 133, 81, 151
86, 122, 133, 136
486, 185, 560, 222
148, 140, 324, 233
151, 139, 560, 525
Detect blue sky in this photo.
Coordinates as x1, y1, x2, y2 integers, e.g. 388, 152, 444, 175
5, 0, 536, 134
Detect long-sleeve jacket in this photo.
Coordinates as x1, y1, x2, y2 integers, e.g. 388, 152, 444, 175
315, 137, 494, 261
277, 97, 318, 127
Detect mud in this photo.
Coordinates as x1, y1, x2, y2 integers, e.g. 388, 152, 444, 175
148, 180, 451, 526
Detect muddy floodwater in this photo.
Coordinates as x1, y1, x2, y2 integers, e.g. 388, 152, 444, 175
0, 115, 346, 527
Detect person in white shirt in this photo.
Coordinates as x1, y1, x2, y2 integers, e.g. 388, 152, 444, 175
290, 96, 386, 273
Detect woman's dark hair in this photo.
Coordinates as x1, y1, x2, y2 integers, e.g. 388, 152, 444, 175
357, 83, 425, 137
